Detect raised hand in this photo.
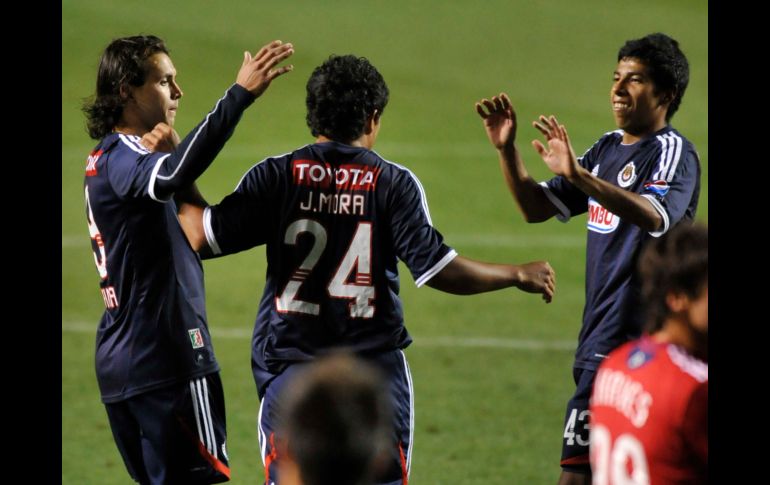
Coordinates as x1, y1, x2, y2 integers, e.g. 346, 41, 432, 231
514, 261, 556, 303
476, 92, 517, 150
140, 122, 180, 152
237, 40, 295, 98
531, 115, 579, 180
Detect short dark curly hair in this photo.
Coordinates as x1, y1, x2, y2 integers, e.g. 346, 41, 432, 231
83, 35, 169, 140
638, 223, 707, 334
618, 33, 689, 122
306, 55, 389, 143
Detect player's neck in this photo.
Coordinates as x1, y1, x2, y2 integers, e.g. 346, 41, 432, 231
316, 135, 372, 149
621, 119, 667, 144
652, 320, 707, 361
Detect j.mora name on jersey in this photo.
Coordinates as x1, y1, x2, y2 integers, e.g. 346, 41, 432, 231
299, 190, 366, 216
294, 159, 377, 216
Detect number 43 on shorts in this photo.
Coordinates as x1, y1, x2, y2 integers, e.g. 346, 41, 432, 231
564, 408, 590, 446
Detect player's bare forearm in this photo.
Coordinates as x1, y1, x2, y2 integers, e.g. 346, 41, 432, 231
427, 256, 555, 302
176, 197, 208, 253
476, 93, 558, 223
498, 144, 559, 223
568, 167, 662, 232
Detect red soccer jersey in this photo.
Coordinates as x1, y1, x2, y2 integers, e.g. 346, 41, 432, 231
589, 337, 707, 485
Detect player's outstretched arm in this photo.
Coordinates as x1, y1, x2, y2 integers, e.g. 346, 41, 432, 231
532, 115, 662, 232
426, 255, 555, 303
176, 198, 209, 254
150, 40, 295, 201
476, 92, 558, 223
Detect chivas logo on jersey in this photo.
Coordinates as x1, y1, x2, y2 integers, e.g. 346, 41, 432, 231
292, 159, 381, 191
617, 161, 637, 188
587, 198, 620, 234
188, 328, 204, 349
85, 149, 103, 176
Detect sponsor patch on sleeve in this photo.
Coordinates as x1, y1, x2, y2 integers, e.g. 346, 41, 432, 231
643, 180, 670, 197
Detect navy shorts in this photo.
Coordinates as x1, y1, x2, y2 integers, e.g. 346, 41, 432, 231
560, 367, 595, 473
105, 372, 230, 484
258, 349, 413, 485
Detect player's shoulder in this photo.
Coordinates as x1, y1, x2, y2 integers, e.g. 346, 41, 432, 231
646, 126, 696, 157
368, 148, 420, 182
602, 338, 656, 370
235, 147, 300, 191
665, 344, 708, 383
113, 133, 151, 157
578, 129, 623, 161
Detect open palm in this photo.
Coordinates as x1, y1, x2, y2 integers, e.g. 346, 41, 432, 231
531, 115, 578, 179
476, 93, 517, 149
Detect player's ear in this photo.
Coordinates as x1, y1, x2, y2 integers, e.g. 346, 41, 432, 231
665, 291, 688, 313
659, 90, 674, 107
119, 83, 133, 101
364, 110, 380, 135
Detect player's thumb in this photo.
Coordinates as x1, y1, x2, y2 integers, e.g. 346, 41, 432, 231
531, 140, 546, 156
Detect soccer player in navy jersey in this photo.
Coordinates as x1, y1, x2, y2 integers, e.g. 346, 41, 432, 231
176, 54, 556, 485
475, 33, 700, 485
82, 35, 293, 484
589, 223, 707, 484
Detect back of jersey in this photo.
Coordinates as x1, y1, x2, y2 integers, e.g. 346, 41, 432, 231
206, 141, 456, 369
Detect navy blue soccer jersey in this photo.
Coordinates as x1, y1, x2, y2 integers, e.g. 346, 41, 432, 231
84, 85, 255, 403
203, 141, 457, 394
540, 126, 700, 370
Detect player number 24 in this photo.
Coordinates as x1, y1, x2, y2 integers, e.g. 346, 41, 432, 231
276, 219, 375, 318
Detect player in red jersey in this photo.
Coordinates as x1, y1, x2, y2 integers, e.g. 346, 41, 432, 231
589, 223, 707, 484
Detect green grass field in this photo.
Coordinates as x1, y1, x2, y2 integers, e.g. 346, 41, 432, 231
62, 1, 707, 483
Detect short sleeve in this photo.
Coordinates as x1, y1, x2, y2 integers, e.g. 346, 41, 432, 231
204, 159, 279, 255
539, 135, 606, 222
388, 168, 456, 287
641, 142, 700, 237
107, 135, 172, 203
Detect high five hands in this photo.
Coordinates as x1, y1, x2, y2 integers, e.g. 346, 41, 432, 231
476, 92, 579, 179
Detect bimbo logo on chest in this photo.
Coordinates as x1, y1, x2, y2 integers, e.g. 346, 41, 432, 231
587, 198, 619, 234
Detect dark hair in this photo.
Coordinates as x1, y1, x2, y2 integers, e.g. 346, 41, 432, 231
618, 33, 689, 122
278, 353, 392, 485
638, 223, 708, 333
83, 35, 169, 139
306, 55, 389, 143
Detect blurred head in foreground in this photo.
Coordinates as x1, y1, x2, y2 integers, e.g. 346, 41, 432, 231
276, 353, 392, 485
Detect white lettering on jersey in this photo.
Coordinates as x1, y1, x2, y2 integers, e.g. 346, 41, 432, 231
587, 198, 620, 234
593, 368, 653, 428
299, 190, 365, 216
100, 286, 119, 309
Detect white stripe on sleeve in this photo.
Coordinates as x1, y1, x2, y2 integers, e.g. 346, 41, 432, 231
414, 249, 458, 287
203, 207, 222, 255
148, 154, 171, 202
538, 182, 570, 222
642, 194, 670, 238
665, 134, 683, 182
